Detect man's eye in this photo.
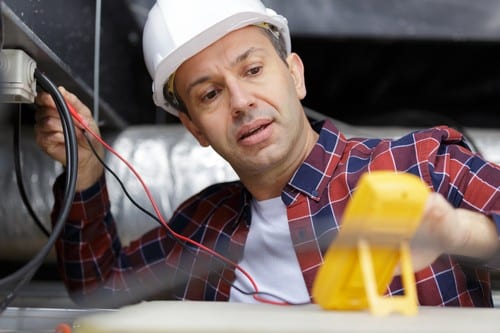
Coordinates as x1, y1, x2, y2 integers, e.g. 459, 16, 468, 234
247, 66, 262, 76
202, 89, 218, 102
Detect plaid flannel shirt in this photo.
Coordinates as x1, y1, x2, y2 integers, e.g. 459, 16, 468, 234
52, 120, 500, 307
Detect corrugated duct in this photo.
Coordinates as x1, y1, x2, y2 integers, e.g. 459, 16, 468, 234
0, 121, 498, 261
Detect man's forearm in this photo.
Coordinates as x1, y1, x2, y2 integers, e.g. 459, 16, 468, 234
451, 208, 500, 260
410, 193, 500, 272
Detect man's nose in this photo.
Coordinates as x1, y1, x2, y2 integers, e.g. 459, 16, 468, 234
228, 79, 255, 116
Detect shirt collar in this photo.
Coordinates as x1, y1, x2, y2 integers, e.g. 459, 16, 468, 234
282, 119, 346, 206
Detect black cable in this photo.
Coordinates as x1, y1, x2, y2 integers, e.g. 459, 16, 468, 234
13, 107, 50, 237
0, 68, 79, 313
83, 132, 181, 241
84, 134, 311, 306
229, 283, 311, 305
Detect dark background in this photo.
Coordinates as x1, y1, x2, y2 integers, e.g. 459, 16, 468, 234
3, 0, 500, 129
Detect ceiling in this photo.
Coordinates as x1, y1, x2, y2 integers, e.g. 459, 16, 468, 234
2, 0, 500, 129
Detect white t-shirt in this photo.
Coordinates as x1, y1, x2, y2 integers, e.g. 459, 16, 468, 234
229, 197, 310, 303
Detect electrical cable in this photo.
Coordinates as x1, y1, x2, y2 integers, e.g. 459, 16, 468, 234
0, 68, 79, 313
65, 106, 261, 300
229, 284, 311, 306
83, 132, 185, 243
72, 105, 306, 306
13, 107, 50, 237
83, 133, 311, 306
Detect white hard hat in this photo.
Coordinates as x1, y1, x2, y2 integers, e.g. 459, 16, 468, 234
142, 0, 291, 117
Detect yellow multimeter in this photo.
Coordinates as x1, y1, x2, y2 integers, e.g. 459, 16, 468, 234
312, 171, 430, 316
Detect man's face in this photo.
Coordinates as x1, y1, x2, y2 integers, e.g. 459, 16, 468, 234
175, 26, 309, 179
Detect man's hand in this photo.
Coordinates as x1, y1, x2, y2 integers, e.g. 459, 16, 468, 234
35, 87, 105, 191
409, 192, 500, 272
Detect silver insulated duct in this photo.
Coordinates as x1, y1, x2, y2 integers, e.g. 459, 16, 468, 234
0, 120, 499, 262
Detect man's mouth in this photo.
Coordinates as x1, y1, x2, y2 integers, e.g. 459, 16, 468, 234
237, 120, 273, 143
240, 124, 268, 140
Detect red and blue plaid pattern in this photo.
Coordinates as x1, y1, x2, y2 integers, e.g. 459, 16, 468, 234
52, 120, 500, 307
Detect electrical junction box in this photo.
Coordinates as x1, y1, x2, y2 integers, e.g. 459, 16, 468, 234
0, 49, 37, 103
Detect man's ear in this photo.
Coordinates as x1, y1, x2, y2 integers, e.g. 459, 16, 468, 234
286, 52, 306, 100
178, 112, 210, 147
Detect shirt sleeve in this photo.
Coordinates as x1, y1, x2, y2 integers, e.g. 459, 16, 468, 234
421, 127, 500, 265
51, 173, 175, 307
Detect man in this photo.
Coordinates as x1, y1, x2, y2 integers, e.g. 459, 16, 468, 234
35, 0, 500, 308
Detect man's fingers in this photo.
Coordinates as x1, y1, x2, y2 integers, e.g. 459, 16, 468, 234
35, 91, 57, 108
59, 87, 92, 117
58, 87, 95, 130
35, 110, 64, 133
34, 106, 60, 123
